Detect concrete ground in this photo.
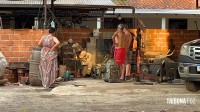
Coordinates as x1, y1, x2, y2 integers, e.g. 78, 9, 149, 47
0, 78, 200, 112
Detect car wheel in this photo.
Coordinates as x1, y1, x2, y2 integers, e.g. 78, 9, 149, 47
185, 81, 200, 92
0, 78, 8, 85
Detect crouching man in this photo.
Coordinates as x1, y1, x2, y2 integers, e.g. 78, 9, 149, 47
79, 50, 94, 77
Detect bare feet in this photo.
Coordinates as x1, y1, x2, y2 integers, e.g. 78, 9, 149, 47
124, 75, 131, 81
119, 76, 124, 80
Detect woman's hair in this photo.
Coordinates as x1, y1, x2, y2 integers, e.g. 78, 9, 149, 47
49, 27, 56, 33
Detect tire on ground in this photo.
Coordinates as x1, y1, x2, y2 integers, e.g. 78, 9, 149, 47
0, 78, 8, 85
185, 81, 200, 92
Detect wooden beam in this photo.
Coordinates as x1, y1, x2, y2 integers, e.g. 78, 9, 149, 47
44, 0, 47, 29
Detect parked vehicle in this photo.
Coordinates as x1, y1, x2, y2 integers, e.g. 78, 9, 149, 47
178, 39, 200, 92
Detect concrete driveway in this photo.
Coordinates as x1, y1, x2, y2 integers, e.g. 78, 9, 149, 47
0, 78, 199, 112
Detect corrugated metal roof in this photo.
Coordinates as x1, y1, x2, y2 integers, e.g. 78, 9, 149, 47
0, 0, 45, 5
54, 0, 116, 6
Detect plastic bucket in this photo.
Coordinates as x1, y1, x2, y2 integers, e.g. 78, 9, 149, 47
31, 47, 41, 62
29, 60, 40, 75
0, 58, 7, 77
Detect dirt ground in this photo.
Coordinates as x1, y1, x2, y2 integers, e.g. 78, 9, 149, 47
0, 78, 200, 112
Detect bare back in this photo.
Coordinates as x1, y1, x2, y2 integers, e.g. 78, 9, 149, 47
114, 30, 127, 48
124, 31, 133, 49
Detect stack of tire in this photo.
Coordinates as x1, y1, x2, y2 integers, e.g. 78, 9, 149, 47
29, 47, 42, 86
103, 58, 115, 81
103, 58, 120, 83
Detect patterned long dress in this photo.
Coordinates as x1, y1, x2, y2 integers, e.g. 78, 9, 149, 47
39, 34, 58, 88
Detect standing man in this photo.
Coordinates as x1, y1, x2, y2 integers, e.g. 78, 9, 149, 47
123, 25, 133, 80
112, 24, 127, 81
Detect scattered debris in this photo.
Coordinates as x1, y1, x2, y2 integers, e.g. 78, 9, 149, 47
74, 84, 86, 87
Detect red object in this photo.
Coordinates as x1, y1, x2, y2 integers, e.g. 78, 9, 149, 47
114, 48, 126, 65
5, 74, 15, 83
20, 76, 28, 84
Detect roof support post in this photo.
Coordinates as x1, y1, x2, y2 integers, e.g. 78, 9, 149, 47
196, 0, 200, 9
161, 18, 166, 30
51, 0, 55, 13
44, 0, 47, 29
97, 18, 101, 29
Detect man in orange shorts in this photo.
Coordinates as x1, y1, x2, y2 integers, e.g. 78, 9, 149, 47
112, 24, 127, 80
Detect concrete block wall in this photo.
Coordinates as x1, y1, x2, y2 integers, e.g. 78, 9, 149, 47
95, 30, 115, 64
86, 37, 96, 63
86, 37, 96, 53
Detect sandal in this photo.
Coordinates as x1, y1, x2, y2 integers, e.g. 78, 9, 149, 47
125, 75, 132, 81
49, 83, 59, 88
49, 85, 55, 88
119, 79, 125, 83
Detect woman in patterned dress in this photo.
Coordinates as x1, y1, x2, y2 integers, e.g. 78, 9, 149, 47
38, 27, 60, 88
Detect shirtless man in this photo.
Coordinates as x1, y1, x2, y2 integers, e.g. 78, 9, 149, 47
123, 25, 133, 80
112, 24, 127, 80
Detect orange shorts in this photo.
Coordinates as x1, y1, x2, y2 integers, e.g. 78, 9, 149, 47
114, 48, 126, 65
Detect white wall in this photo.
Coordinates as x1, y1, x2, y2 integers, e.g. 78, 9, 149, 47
134, 14, 200, 30
137, 18, 162, 29
78, 17, 200, 30
188, 18, 200, 30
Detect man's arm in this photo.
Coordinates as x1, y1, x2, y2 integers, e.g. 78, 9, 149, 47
83, 53, 92, 65
112, 31, 118, 42
127, 32, 133, 48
